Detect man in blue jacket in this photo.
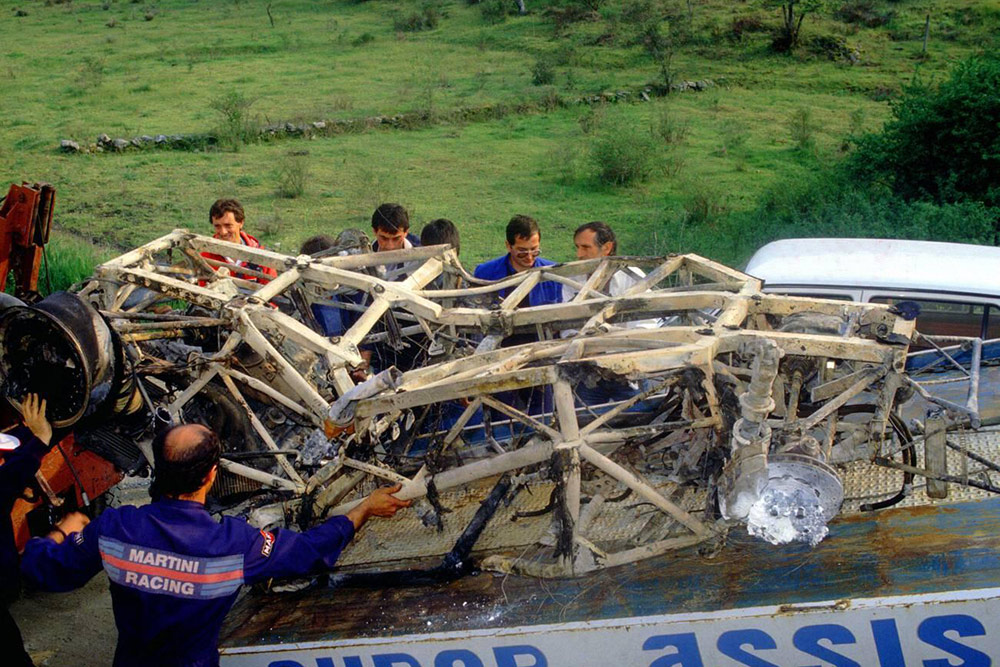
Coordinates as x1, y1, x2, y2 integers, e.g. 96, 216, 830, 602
1, 394, 52, 666
473, 214, 561, 307
21, 422, 410, 667
473, 215, 561, 415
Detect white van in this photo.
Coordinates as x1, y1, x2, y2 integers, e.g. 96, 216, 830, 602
744, 238, 1000, 340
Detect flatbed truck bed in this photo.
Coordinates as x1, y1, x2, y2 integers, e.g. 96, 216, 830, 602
219, 496, 1000, 666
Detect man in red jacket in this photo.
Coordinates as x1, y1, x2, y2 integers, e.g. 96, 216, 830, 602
200, 199, 278, 283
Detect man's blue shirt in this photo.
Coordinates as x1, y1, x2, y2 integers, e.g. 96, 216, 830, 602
473, 254, 562, 306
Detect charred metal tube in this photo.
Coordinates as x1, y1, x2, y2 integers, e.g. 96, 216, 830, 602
327, 367, 402, 425
967, 337, 982, 418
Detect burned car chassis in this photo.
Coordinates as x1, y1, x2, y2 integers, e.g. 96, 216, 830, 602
4, 230, 938, 577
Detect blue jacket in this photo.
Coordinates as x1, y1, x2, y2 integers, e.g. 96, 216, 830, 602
473, 254, 562, 306
21, 498, 355, 667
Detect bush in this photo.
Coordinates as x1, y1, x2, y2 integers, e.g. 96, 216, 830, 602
620, 0, 656, 28
805, 34, 861, 63
275, 153, 309, 199
833, 1, 894, 28
393, 4, 440, 32
684, 188, 728, 226
352, 32, 375, 46
210, 91, 258, 151
531, 58, 555, 86
394, 12, 425, 32
717, 120, 749, 158
729, 16, 767, 43
591, 117, 656, 186
654, 105, 688, 145
735, 171, 998, 260
788, 107, 815, 151
70, 56, 105, 95
578, 104, 605, 135
849, 54, 1000, 211
480, 0, 508, 24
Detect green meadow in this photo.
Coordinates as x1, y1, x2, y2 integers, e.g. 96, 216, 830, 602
2, 0, 998, 288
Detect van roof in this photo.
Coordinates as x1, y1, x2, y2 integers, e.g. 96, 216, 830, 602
744, 238, 1000, 297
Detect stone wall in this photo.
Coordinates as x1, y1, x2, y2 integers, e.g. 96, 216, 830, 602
59, 80, 715, 154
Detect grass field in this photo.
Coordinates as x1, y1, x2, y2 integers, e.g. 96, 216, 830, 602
2, 0, 998, 284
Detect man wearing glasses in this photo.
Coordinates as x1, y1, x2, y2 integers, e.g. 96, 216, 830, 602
474, 216, 561, 416
473, 215, 562, 308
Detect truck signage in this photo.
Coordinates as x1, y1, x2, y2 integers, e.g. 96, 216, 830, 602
220, 587, 999, 666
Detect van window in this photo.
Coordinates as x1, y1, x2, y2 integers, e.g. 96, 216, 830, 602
762, 289, 857, 302
987, 306, 1000, 340
794, 293, 855, 302
870, 296, 987, 339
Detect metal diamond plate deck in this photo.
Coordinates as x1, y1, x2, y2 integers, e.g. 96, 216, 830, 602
339, 430, 1000, 567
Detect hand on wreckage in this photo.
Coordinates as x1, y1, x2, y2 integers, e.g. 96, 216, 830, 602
48, 511, 90, 544
345, 483, 412, 530
22, 392, 52, 446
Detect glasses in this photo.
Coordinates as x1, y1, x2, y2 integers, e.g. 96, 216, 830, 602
512, 248, 541, 258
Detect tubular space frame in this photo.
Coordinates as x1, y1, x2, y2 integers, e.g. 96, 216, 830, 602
85, 230, 914, 572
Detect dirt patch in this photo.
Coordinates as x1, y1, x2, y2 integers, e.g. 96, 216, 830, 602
13, 577, 116, 666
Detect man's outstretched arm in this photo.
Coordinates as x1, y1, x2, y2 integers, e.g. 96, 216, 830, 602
244, 484, 411, 583
21, 511, 103, 593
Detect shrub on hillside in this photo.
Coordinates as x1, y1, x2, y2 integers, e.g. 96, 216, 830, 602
737, 172, 998, 257
653, 105, 689, 145
210, 91, 258, 151
591, 117, 656, 186
275, 153, 309, 199
394, 3, 441, 32
849, 54, 1000, 214
729, 16, 767, 43
833, 1, 894, 28
788, 107, 815, 151
531, 58, 555, 86
480, 0, 508, 24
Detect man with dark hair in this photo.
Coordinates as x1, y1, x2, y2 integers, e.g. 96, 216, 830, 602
371, 203, 420, 253
473, 216, 560, 415
1, 394, 52, 666
298, 234, 366, 339
473, 215, 561, 307
200, 198, 278, 283
420, 219, 462, 293
21, 423, 409, 667
572, 221, 617, 259
419, 218, 460, 255
299, 233, 338, 257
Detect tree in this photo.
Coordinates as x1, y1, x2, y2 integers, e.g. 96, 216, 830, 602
849, 55, 1000, 238
641, 21, 676, 90
763, 0, 825, 52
